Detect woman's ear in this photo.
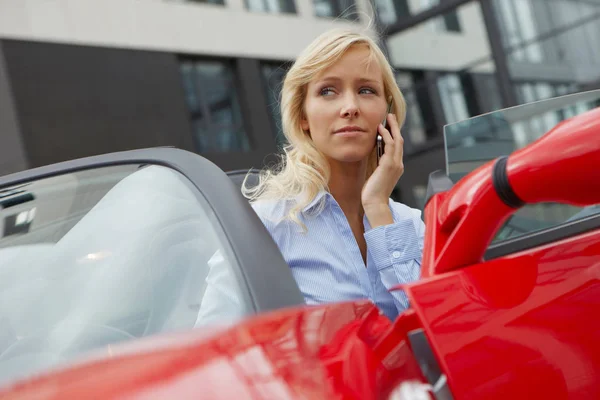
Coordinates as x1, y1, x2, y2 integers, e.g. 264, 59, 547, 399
300, 118, 309, 131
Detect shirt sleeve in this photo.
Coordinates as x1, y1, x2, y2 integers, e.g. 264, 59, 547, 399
364, 206, 424, 311
194, 249, 247, 327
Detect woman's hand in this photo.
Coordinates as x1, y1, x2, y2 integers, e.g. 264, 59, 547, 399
361, 113, 405, 228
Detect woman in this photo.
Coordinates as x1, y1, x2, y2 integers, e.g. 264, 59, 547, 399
244, 28, 425, 321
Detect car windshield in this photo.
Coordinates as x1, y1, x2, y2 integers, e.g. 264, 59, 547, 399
444, 90, 600, 243
0, 164, 251, 386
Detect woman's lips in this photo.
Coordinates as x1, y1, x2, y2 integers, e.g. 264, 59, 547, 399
334, 126, 367, 137
334, 130, 367, 138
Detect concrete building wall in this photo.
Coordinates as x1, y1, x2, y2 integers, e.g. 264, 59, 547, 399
387, 1, 494, 73
0, 0, 376, 58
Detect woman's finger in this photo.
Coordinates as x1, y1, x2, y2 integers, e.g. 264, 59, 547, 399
386, 113, 401, 141
386, 114, 404, 161
378, 123, 394, 146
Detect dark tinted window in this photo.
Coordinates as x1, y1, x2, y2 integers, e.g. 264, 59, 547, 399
180, 59, 250, 153
374, 0, 461, 32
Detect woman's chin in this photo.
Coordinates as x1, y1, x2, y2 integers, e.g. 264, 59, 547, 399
330, 150, 373, 164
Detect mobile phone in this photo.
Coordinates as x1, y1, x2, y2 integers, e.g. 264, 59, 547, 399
377, 96, 394, 165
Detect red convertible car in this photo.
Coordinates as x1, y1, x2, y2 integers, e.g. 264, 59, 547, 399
0, 90, 599, 399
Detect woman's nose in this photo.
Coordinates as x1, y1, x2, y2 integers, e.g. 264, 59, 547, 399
340, 97, 359, 118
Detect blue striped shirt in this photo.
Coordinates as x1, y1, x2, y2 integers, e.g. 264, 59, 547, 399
252, 191, 425, 320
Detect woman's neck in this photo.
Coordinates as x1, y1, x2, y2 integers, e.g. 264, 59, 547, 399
327, 159, 367, 219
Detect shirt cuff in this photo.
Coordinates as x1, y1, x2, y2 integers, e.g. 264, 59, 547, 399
364, 219, 422, 271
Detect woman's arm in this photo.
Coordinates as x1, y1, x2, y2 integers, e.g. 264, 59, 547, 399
364, 206, 424, 311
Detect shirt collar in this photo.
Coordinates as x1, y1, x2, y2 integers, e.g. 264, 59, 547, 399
299, 190, 329, 213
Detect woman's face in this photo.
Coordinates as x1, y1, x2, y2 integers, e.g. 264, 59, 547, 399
302, 45, 388, 164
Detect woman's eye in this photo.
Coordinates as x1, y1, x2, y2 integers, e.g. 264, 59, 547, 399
319, 87, 335, 96
359, 87, 376, 95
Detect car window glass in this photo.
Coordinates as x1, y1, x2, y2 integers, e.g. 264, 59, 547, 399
443, 90, 600, 243
0, 164, 252, 386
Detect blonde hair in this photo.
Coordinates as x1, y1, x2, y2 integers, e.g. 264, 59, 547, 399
243, 28, 407, 227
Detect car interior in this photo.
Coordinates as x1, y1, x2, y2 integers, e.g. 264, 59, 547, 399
0, 164, 245, 385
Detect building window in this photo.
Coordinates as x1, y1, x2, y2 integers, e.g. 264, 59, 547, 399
441, 9, 461, 33
419, 0, 462, 33
514, 81, 578, 104
493, 0, 544, 63
373, 0, 409, 25
314, 0, 359, 20
180, 59, 250, 153
246, 0, 296, 14
261, 62, 290, 148
437, 73, 470, 124
542, 0, 600, 66
494, 0, 600, 67
374, 0, 461, 32
471, 73, 503, 114
396, 72, 427, 146
511, 81, 583, 147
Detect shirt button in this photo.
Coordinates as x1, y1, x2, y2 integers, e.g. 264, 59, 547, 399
392, 251, 401, 259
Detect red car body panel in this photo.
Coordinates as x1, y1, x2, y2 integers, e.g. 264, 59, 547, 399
0, 302, 426, 400
406, 228, 600, 399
